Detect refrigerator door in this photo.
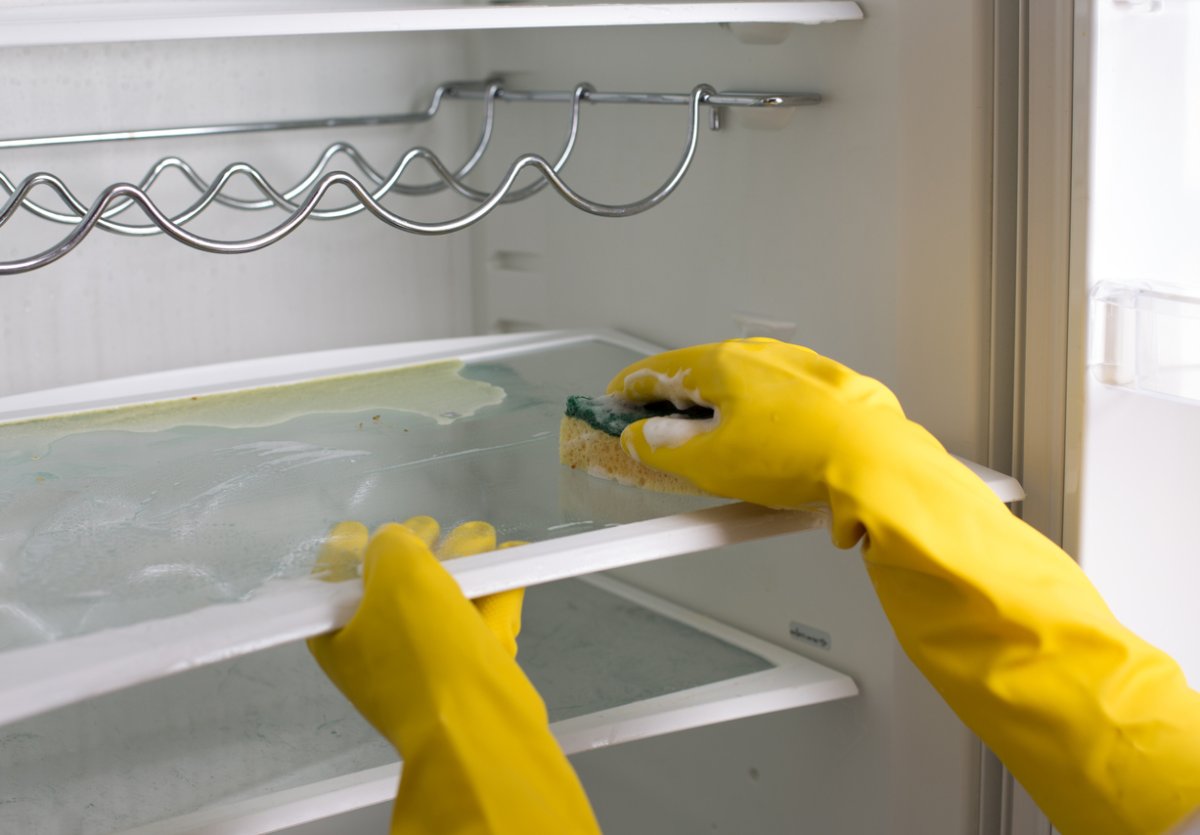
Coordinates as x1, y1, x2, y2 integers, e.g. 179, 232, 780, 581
1074, 0, 1200, 688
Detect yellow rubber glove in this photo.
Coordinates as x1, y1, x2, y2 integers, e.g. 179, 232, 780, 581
609, 338, 1200, 835
308, 517, 601, 835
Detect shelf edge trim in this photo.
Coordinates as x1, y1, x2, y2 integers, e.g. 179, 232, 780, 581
0, 502, 823, 728
0, 2, 865, 47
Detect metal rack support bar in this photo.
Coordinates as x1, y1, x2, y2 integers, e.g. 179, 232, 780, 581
444, 86, 822, 108
0, 83, 820, 151
0, 81, 488, 151
0, 113, 437, 151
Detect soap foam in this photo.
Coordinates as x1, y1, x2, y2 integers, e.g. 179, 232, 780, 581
639, 414, 719, 450
619, 368, 711, 411
618, 368, 718, 451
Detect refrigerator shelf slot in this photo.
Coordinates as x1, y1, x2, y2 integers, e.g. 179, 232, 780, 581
0, 80, 821, 275
0, 2, 865, 48
0, 329, 1023, 728
0, 575, 858, 835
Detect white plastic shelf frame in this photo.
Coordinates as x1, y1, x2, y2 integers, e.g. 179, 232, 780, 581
0, 1, 864, 47
0, 330, 1021, 833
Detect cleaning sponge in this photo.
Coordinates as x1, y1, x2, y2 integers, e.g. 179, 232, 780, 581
558, 394, 710, 495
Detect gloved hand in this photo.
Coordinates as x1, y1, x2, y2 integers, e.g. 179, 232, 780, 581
607, 337, 905, 517
610, 338, 1200, 835
308, 517, 601, 835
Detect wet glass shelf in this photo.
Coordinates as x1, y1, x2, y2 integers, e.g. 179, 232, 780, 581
0, 329, 1021, 730
0, 331, 825, 725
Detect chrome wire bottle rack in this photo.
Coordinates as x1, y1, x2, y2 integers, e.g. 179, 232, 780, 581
0, 80, 820, 274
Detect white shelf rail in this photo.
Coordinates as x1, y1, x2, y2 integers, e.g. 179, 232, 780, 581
0, 502, 829, 729
0, 2, 864, 47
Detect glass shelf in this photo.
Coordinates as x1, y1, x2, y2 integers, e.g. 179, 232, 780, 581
0, 330, 1021, 730
0, 333, 710, 654
0, 335, 659, 649
0, 1, 864, 48
0, 574, 858, 835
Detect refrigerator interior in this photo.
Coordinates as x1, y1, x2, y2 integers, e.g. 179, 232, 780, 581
0, 2, 1024, 833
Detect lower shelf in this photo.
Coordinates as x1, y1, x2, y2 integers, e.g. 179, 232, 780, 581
0, 575, 857, 835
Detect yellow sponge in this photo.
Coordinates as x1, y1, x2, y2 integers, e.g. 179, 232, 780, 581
557, 395, 708, 496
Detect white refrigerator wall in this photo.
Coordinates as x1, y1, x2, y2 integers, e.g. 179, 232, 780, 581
471, 5, 997, 459
472, 4, 1003, 833
0, 2, 1011, 832
1077, 0, 1200, 687
0, 32, 480, 397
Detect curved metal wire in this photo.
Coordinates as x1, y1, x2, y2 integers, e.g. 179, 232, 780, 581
0, 85, 713, 274
0, 82, 505, 233
0, 81, 591, 236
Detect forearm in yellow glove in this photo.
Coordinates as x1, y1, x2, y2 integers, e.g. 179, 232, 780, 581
307, 517, 601, 835
609, 338, 1200, 835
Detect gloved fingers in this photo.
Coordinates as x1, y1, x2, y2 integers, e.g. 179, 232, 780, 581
307, 524, 425, 685
619, 415, 724, 485
624, 411, 720, 454
472, 587, 526, 659
349, 523, 486, 651
310, 522, 521, 737
356, 522, 440, 599
355, 523, 528, 669
606, 338, 829, 401
435, 520, 497, 560
429, 522, 524, 654
399, 515, 440, 549
316, 520, 529, 662
468, 539, 528, 657
311, 520, 370, 583
605, 344, 721, 408
306, 520, 603, 834
605, 345, 730, 481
